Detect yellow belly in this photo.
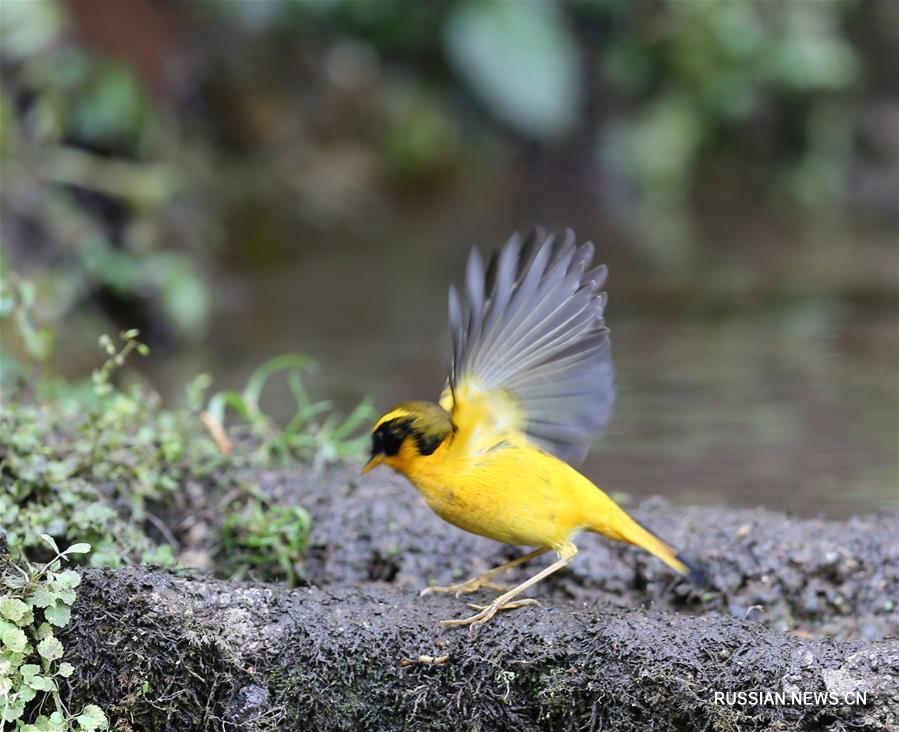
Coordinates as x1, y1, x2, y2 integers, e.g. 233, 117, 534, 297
401, 444, 597, 550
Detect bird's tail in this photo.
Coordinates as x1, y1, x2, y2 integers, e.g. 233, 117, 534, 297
587, 498, 707, 586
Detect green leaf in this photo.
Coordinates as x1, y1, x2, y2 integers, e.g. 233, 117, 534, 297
76, 704, 108, 731
55, 570, 82, 591
27, 674, 56, 692
22, 719, 52, 732
33, 711, 68, 732
20, 663, 41, 681
1, 626, 28, 652
5, 650, 25, 668
56, 588, 77, 606
243, 354, 312, 409
37, 635, 63, 661
1, 696, 25, 721
0, 597, 29, 622
38, 712, 68, 732
39, 533, 59, 553
31, 584, 55, 608
206, 390, 253, 426
64, 543, 91, 555
57, 661, 75, 677
44, 602, 71, 627
444, 0, 581, 140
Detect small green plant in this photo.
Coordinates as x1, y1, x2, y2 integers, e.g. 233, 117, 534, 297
0, 536, 108, 731
220, 496, 311, 587
2, 1, 211, 345
205, 353, 374, 468
0, 328, 223, 566
91, 330, 149, 395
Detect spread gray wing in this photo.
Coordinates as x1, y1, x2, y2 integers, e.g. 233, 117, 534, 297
448, 228, 614, 465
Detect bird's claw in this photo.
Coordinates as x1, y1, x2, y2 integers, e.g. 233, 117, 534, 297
438, 597, 540, 628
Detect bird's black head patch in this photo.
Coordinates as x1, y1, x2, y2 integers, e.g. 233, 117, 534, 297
371, 418, 413, 458
370, 404, 452, 459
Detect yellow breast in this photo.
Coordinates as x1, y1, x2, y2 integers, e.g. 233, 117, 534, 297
396, 438, 598, 550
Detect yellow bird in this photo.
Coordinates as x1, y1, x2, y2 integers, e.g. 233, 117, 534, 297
363, 229, 704, 627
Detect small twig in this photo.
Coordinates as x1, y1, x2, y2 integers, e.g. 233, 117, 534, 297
201, 411, 233, 454
146, 512, 180, 551
743, 604, 765, 620
399, 654, 450, 668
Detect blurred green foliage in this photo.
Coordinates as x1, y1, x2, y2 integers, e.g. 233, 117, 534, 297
0, 0, 891, 374
1, 0, 210, 348
444, 0, 582, 140
598, 0, 862, 205
0, 278, 54, 368
199, 0, 870, 206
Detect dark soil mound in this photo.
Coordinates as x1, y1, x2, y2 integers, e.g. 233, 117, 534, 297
51, 466, 899, 730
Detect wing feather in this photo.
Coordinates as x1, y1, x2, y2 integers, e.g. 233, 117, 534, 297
446, 228, 614, 464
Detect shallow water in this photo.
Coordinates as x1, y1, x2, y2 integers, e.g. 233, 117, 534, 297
152, 191, 898, 519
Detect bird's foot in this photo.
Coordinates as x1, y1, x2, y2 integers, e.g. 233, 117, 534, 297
437, 598, 540, 628
420, 578, 509, 598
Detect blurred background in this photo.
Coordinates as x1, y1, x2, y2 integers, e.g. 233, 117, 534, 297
1, 0, 896, 518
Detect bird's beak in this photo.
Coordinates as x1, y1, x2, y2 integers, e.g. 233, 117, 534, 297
361, 454, 383, 475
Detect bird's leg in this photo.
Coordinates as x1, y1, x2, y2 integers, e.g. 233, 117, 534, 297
420, 548, 549, 598
439, 544, 577, 628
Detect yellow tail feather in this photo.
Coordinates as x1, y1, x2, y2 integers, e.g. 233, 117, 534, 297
588, 500, 706, 586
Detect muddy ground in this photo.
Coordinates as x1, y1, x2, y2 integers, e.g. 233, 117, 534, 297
58, 467, 899, 730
